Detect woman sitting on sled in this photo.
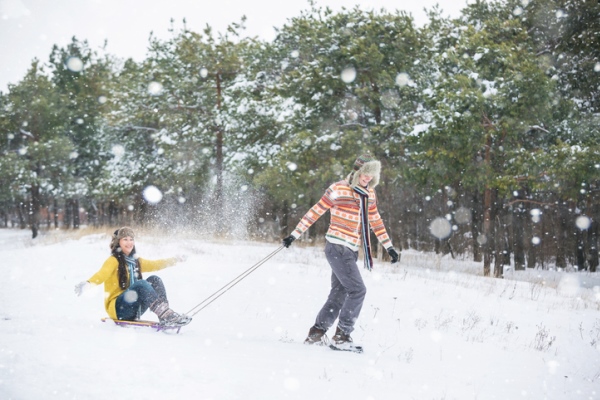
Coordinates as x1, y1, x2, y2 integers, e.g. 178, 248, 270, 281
75, 227, 191, 327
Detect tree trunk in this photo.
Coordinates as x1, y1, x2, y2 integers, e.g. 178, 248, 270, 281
482, 179, 494, 276
64, 199, 72, 229
53, 198, 59, 229
576, 226, 586, 270
501, 207, 511, 267
29, 184, 41, 239
108, 200, 117, 225
481, 118, 495, 275
513, 201, 526, 270
494, 212, 504, 278
471, 191, 482, 262
214, 72, 224, 234
73, 199, 80, 229
482, 185, 493, 276
135, 198, 146, 226
99, 202, 106, 226
18, 202, 26, 229
588, 218, 598, 272
87, 203, 95, 227
524, 197, 536, 268
282, 199, 289, 235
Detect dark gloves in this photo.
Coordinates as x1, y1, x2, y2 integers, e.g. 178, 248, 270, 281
282, 235, 296, 248
387, 248, 400, 264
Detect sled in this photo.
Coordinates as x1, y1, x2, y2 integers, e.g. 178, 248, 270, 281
101, 317, 183, 333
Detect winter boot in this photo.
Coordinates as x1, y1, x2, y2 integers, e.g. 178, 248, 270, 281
150, 300, 192, 327
158, 309, 192, 327
304, 325, 328, 345
332, 326, 353, 345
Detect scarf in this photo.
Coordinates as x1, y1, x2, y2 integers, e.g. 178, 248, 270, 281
115, 249, 141, 289
124, 254, 139, 286
353, 185, 374, 271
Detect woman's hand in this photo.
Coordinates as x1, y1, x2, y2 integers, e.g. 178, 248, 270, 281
387, 248, 400, 264
74, 281, 91, 296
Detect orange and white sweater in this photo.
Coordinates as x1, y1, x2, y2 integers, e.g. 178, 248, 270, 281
291, 180, 392, 252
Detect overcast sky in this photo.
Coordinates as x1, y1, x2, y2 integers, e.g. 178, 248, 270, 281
0, 0, 467, 91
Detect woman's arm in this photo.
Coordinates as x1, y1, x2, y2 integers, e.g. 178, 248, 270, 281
138, 257, 179, 273
87, 256, 118, 285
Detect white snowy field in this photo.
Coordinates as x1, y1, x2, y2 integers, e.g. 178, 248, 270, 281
1, 228, 599, 400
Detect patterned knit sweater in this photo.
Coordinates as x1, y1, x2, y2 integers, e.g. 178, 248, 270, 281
291, 179, 392, 252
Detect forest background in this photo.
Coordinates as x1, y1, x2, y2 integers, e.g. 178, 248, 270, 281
0, 0, 599, 276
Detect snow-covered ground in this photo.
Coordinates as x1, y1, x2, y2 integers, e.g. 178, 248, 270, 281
1, 228, 599, 400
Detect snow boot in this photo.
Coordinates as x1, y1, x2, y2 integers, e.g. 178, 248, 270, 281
150, 300, 192, 327
332, 326, 353, 345
159, 309, 192, 327
304, 325, 328, 345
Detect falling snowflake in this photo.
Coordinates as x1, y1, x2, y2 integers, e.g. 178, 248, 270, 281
341, 67, 356, 83
143, 185, 163, 204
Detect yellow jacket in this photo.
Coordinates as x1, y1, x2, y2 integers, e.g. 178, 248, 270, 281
87, 256, 177, 319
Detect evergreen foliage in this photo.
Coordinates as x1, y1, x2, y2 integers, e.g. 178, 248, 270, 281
0, 1, 598, 272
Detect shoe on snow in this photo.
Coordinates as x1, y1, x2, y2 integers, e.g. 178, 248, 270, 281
329, 327, 362, 352
304, 325, 329, 345
332, 326, 353, 345
329, 342, 364, 353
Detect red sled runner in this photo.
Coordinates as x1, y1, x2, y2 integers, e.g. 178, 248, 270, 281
101, 317, 184, 333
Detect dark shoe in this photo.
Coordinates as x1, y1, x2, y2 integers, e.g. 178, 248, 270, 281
332, 326, 353, 345
304, 325, 328, 345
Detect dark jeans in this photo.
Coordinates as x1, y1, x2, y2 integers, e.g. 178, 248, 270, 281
314, 242, 366, 334
115, 275, 167, 321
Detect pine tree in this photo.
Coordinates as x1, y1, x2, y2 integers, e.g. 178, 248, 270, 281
410, 0, 562, 275
0, 61, 75, 237
48, 37, 117, 228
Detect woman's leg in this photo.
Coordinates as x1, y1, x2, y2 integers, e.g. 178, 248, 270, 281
146, 275, 167, 303
116, 278, 191, 326
115, 280, 158, 321
314, 242, 365, 334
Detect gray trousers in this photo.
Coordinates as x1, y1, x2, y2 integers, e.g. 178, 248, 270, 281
314, 242, 366, 334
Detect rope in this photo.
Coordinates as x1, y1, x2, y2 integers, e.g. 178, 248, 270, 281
186, 245, 285, 317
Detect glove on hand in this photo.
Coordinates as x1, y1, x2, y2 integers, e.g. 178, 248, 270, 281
74, 281, 90, 296
282, 235, 296, 248
175, 254, 188, 262
387, 248, 400, 264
